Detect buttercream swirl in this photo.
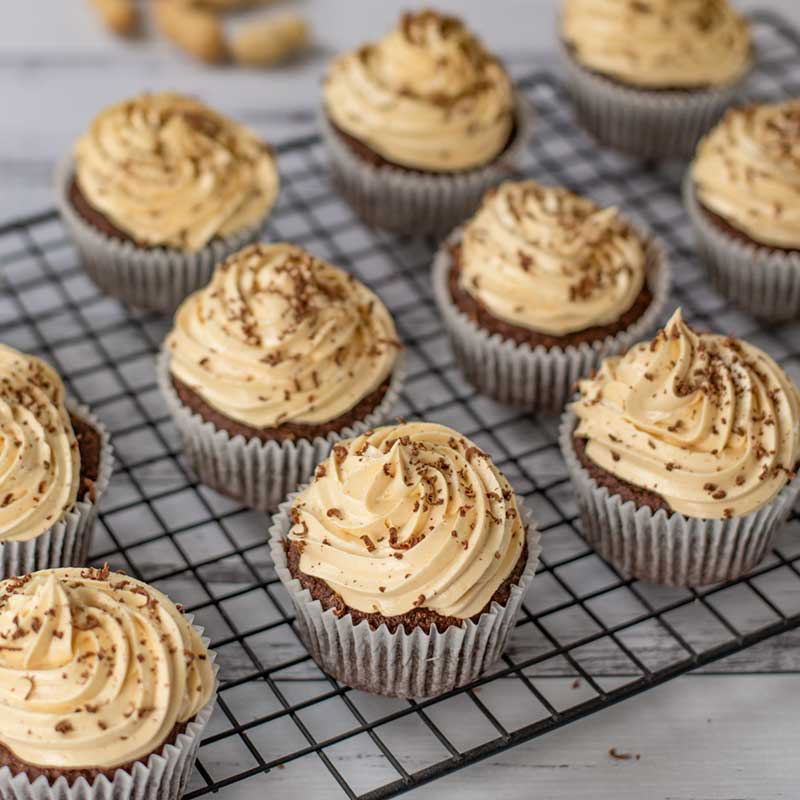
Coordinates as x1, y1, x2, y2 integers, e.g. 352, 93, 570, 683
692, 100, 800, 249
323, 10, 514, 172
561, 0, 751, 89
571, 309, 800, 518
458, 181, 648, 336
167, 243, 400, 429
74, 92, 279, 251
0, 345, 80, 543
0, 566, 215, 770
287, 422, 525, 618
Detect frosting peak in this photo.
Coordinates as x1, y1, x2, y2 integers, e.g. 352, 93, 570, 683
74, 92, 279, 251
288, 422, 525, 618
324, 10, 514, 171
571, 309, 800, 518
458, 181, 648, 336
167, 243, 400, 428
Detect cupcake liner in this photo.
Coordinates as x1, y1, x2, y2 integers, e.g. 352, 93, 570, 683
0, 623, 218, 800
559, 42, 746, 159
559, 410, 800, 587
683, 176, 800, 321
269, 490, 541, 699
432, 225, 670, 414
55, 158, 269, 315
157, 350, 405, 512
318, 92, 534, 236
0, 402, 114, 580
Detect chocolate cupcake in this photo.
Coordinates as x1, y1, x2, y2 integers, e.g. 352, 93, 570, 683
0, 566, 217, 799
320, 9, 533, 235
559, 0, 751, 158
685, 99, 800, 319
158, 243, 404, 511
561, 308, 800, 586
0, 345, 112, 579
269, 421, 540, 698
56, 92, 280, 313
432, 180, 668, 412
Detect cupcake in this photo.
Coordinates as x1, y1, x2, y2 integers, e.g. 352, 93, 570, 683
320, 9, 533, 235
56, 92, 280, 314
0, 566, 216, 799
158, 242, 404, 512
0, 345, 112, 579
685, 99, 800, 320
560, 0, 751, 158
561, 308, 800, 586
269, 421, 541, 698
432, 180, 668, 412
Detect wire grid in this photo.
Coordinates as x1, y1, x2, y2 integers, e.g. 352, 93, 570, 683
0, 10, 799, 798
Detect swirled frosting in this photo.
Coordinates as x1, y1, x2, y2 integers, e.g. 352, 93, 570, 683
0, 566, 215, 770
692, 101, 800, 249
323, 10, 515, 172
287, 422, 526, 618
167, 243, 400, 429
561, 0, 751, 89
74, 92, 279, 251
0, 345, 80, 543
458, 181, 648, 336
572, 309, 800, 518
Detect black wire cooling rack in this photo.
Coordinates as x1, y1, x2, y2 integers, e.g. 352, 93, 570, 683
1, 10, 800, 798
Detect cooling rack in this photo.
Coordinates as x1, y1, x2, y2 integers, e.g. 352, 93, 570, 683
1, 10, 799, 799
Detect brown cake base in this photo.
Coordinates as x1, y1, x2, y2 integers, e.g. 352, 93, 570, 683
171, 375, 392, 444
0, 719, 189, 785
68, 177, 140, 246
70, 414, 102, 504
284, 538, 529, 635
697, 198, 800, 254
448, 244, 654, 349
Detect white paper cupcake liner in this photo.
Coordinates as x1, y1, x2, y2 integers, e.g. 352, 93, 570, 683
157, 350, 405, 512
432, 226, 670, 413
559, 42, 746, 159
683, 176, 800, 321
269, 490, 541, 699
55, 158, 269, 315
559, 411, 800, 587
0, 402, 114, 580
0, 623, 218, 800
319, 92, 534, 236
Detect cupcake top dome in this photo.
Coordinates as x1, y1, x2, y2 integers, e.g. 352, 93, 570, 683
561, 0, 750, 89
167, 243, 400, 430
0, 566, 215, 770
287, 421, 526, 618
323, 9, 514, 172
571, 309, 800, 518
73, 92, 279, 251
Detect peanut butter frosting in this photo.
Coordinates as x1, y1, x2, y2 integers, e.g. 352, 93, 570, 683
572, 309, 800, 518
0, 566, 215, 770
561, 0, 751, 89
323, 10, 515, 172
74, 92, 279, 252
0, 345, 80, 544
167, 243, 400, 429
458, 181, 648, 337
692, 101, 800, 249
287, 422, 526, 618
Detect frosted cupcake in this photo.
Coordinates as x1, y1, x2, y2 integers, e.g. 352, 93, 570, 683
686, 99, 800, 319
0, 566, 216, 799
320, 9, 533, 235
270, 421, 540, 698
57, 92, 280, 313
561, 309, 800, 586
560, 0, 751, 158
158, 243, 404, 511
432, 180, 668, 411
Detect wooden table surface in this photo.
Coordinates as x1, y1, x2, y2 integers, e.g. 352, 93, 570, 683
3, 2, 800, 798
